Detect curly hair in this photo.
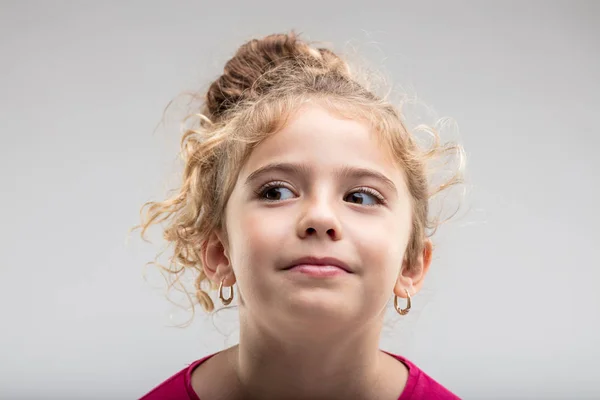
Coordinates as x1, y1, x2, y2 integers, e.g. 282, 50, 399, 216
137, 31, 465, 318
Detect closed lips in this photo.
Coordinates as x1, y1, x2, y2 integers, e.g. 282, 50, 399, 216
285, 256, 352, 273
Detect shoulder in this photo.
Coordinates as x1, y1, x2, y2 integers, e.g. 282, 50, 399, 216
387, 352, 461, 400
139, 355, 214, 400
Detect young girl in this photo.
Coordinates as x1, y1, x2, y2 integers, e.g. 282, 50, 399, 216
138, 32, 463, 400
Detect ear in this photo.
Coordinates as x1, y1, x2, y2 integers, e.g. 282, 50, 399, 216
201, 230, 236, 287
394, 238, 433, 298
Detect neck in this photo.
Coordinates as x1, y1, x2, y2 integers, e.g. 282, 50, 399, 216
227, 311, 395, 400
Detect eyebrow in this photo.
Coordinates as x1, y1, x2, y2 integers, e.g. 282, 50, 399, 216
244, 162, 398, 195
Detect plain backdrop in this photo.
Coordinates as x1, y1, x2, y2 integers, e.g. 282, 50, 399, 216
1, 1, 599, 399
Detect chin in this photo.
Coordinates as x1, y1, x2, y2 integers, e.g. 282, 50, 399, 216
279, 292, 357, 323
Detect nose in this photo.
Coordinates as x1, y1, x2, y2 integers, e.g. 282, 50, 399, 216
296, 194, 343, 241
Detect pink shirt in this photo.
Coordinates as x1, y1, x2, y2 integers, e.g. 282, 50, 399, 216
140, 352, 460, 399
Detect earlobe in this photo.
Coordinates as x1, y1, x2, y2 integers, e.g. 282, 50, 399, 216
394, 239, 433, 298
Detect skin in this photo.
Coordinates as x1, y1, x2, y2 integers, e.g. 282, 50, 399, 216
193, 103, 433, 400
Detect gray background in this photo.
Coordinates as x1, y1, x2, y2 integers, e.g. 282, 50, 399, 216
1, 1, 599, 399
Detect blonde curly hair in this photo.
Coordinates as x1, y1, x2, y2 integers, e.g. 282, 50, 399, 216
137, 31, 464, 318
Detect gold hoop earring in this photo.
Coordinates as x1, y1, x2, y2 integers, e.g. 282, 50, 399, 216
218, 279, 234, 306
394, 288, 411, 315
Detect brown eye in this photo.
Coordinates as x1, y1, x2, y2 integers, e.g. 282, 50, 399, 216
257, 182, 295, 201
345, 189, 385, 206
264, 187, 293, 200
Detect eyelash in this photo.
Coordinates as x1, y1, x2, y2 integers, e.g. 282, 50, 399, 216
254, 181, 387, 206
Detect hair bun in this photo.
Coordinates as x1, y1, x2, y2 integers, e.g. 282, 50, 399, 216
204, 31, 341, 120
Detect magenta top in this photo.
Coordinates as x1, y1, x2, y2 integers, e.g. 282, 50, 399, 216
140, 351, 460, 399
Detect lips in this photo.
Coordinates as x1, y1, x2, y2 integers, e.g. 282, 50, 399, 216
284, 256, 352, 273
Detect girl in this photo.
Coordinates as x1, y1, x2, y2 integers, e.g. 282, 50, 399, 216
138, 32, 463, 400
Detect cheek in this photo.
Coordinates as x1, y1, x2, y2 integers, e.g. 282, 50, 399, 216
228, 206, 291, 272
226, 207, 292, 306
244, 209, 288, 244
361, 214, 409, 254
351, 211, 411, 281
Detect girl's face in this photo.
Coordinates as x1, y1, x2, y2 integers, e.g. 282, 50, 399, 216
222, 104, 415, 332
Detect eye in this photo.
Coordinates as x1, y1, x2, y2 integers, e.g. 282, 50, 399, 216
345, 188, 386, 206
257, 181, 296, 201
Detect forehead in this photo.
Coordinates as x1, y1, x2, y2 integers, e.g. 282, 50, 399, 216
240, 104, 404, 183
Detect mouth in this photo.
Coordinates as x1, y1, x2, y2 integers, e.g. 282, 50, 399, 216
284, 256, 353, 274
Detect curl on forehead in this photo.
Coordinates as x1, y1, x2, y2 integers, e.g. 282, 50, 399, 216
224, 94, 412, 171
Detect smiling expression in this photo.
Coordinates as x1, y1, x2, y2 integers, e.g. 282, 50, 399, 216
221, 103, 415, 329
